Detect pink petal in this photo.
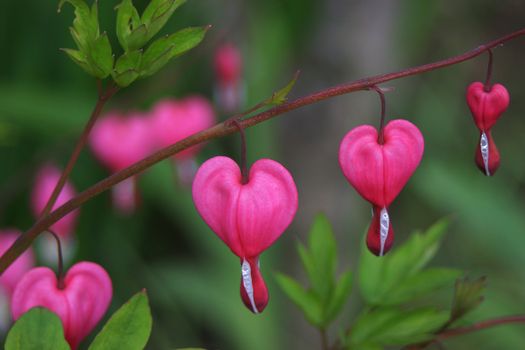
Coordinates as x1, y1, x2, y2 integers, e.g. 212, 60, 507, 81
214, 43, 242, 84
0, 230, 34, 298
467, 82, 510, 131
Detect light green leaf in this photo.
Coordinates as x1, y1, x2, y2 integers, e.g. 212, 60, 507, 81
268, 70, 300, 105
383, 268, 461, 305
126, 24, 149, 51
325, 269, 353, 322
89, 291, 152, 350
140, 26, 210, 77
275, 273, 323, 327
61, 48, 97, 76
358, 218, 449, 305
88, 32, 114, 78
115, 0, 141, 50
5, 307, 70, 350
112, 50, 142, 87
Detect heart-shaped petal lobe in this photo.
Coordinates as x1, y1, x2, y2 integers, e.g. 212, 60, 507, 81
192, 156, 298, 258
467, 82, 510, 131
339, 119, 424, 207
11, 262, 112, 349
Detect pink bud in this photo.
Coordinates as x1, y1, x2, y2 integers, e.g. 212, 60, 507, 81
0, 230, 34, 298
339, 119, 424, 256
214, 43, 242, 84
89, 112, 154, 213
151, 96, 215, 160
466, 82, 509, 176
31, 165, 78, 238
11, 262, 112, 349
192, 156, 298, 313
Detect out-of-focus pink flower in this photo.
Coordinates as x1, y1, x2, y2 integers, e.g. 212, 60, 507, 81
151, 96, 215, 160
89, 112, 154, 213
214, 43, 244, 112
11, 261, 112, 349
31, 165, 78, 238
0, 230, 34, 298
339, 119, 424, 256
192, 156, 298, 313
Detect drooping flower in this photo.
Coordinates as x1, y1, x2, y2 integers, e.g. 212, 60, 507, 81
192, 156, 298, 313
214, 43, 244, 112
11, 261, 112, 349
31, 165, 78, 238
150, 96, 215, 183
339, 119, 424, 256
466, 82, 510, 176
89, 112, 154, 213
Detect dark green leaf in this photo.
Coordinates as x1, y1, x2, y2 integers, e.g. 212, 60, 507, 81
140, 26, 209, 77
275, 273, 323, 327
358, 218, 449, 305
5, 307, 70, 350
450, 276, 487, 322
88, 291, 152, 350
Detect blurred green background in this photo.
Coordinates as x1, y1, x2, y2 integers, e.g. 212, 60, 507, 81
1, 0, 525, 349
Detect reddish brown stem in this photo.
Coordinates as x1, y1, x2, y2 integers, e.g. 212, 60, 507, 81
369, 86, 387, 144
0, 28, 524, 274
46, 230, 65, 289
39, 81, 118, 218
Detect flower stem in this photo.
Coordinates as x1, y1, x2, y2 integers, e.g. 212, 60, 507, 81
47, 230, 65, 289
369, 85, 387, 144
484, 49, 494, 92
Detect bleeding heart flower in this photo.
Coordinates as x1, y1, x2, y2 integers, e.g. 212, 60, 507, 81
11, 262, 112, 349
31, 165, 78, 238
339, 119, 424, 256
192, 156, 298, 313
89, 112, 154, 213
466, 82, 510, 176
214, 43, 244, 112
0, 230, 34, 298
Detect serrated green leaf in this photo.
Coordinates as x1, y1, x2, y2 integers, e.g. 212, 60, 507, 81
382, 268, 461, 305
143, 0, 186, 42
358, 218, 449, 305
59, 0, 99, 45
325, 269, 353, 322
450, 276, 487, 322
87, 32, 113, 78
88, 291, 152, 350
268, 70, 300, 105
61, 48, 97, 76
5, 307, 70, 350
115, 0, 141, 50
349, 308, 448, 347
140, 26, 209, 77
126, 24, 149, 51
275, 273, 323, 327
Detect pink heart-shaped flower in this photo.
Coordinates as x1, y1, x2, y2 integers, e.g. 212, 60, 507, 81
11, 262, 112, 349
466, 82, 509, 131
192, 156, 298, 312
339, 119, 424, 256
31, 165, 78, 238
150, 96, 215, 160
339, 119, 424, 208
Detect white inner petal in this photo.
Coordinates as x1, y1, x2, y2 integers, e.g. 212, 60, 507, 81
379, 208, 390, 257
480, 132, 490, 176
241, 259, 259, 314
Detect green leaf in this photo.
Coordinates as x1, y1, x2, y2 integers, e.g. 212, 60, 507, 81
275, 273, 323, 327
382, 268, 461, 305
325, 269, 353, 322
5, 307, 70, 350
61, 48, 97, 76
450, 276, 487, 322
115, 0, 141, 50
358, 218, 449, 305
89, 290, 152, 350
87, 32, 114, 78
349, 307, 448, 347
142, 0, 186, 42
268, 70, 300, 105
140, 26, 209, 77
126, 24, 149, 51
304, 213, 337, 301
112, 50, 142, 87
59, 0, 99, 48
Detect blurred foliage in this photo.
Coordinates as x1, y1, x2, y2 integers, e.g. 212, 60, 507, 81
0, 0, 524, 349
